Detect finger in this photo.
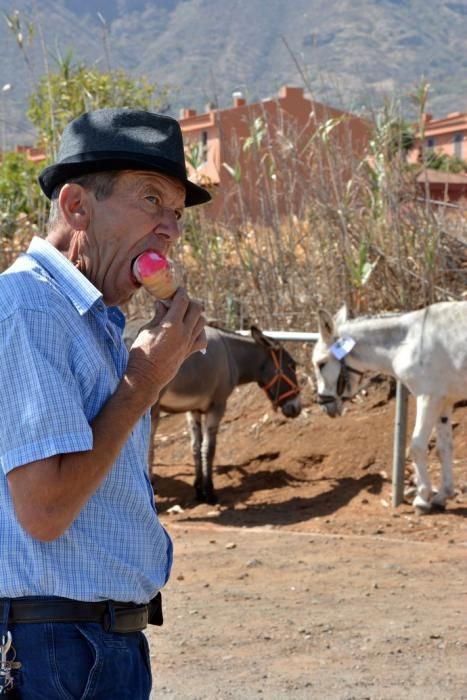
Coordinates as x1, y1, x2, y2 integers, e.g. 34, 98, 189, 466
152, 300, 170, 325
163, 287, 190, 318
170, 290, 205, 323
190, 315, 207, 342
187, 297, 205, 312
182, 302, 206, 333
188, 328, 208, 356
138, 302, 168, 333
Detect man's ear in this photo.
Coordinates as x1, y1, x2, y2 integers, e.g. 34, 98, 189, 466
58, 183, 91, 229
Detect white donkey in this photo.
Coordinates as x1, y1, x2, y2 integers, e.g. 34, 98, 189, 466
312, 302, 467, 512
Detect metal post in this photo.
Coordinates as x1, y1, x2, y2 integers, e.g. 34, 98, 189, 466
392, 381, 409, 507
236, 330, 319, 342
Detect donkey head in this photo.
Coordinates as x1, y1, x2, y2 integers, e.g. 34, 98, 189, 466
251, 326, 302, 418
312, 305, 361, 418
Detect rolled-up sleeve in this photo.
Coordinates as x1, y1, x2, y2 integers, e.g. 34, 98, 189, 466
0, 308, 93, 473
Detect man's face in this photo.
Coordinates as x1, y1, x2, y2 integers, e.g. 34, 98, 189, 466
87, 170, 186, 306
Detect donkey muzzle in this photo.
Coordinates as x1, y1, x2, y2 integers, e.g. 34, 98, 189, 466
317, 394, 341, 417
280, 397, 302, 418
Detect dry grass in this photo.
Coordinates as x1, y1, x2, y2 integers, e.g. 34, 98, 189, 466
3, 107, 467, 337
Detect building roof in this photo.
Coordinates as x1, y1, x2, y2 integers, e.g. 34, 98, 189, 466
418, 111, 467, 137
416, 168, 467, 185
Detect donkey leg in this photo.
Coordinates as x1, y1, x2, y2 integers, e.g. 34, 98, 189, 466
186, 411, 204, 501
201, 424, 219, 505
432, 405, 455, 508
410, 394, 442, 511
200, 405, 225, 505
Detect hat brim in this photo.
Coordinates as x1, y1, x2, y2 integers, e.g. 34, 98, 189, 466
38, 155, 212, 207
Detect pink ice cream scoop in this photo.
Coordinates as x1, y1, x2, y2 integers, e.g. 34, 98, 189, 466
132, 250, 178, 300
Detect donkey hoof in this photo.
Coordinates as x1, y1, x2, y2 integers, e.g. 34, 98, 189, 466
431, 490, 452, 509
194, 488, 205, 502
204, 490, 218, 505
413, 495, 432, 514
194, 488, 218, 505
430, 501, 446, 513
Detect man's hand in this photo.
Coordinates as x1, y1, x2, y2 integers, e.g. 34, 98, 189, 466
7, 289, 206, 541
126, 287, 207, 404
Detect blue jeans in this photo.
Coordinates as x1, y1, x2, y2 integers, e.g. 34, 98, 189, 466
5, 622, 152, 699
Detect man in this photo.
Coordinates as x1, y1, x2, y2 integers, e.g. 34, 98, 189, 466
0, 108, 210, 698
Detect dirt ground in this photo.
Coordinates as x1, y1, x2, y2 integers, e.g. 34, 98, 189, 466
145, 372, 467, 700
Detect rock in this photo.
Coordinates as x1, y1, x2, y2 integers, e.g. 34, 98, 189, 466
246, 558, 263, 568
166, 504, 184, 514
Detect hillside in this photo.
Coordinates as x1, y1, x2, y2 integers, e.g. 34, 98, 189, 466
1, 0, 467, 146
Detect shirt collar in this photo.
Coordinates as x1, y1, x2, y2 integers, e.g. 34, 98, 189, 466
26, 236, 103, 316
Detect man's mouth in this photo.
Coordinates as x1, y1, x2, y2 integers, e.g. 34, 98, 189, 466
130, 256, 142, 287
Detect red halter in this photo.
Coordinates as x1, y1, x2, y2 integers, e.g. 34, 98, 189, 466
261, 348, 301, 410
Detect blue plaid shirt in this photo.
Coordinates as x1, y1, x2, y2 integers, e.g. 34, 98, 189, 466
0, 237, 172, 603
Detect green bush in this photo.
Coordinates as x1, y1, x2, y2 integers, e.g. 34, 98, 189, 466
27, 58, 170, 157
424, 150, 467, 173
0, 152, 45, 236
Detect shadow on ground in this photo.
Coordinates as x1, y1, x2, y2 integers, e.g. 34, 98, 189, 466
155, 467, 384, 528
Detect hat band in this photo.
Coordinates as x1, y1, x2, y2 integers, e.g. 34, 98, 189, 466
56, 150, 188, 183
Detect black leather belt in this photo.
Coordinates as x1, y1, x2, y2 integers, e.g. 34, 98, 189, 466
0, 592, 163, 633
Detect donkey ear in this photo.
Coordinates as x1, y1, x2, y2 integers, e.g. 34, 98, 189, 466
317, 309, 335, 344
334, 304, 348, 326
250, 325, 278, 349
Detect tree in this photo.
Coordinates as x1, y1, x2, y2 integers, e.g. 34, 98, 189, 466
0, 151, 44, 237
0, 56, 172, 235
27, 52, 171, 158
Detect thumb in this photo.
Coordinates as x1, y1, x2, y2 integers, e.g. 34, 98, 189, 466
152, 299, 171, 325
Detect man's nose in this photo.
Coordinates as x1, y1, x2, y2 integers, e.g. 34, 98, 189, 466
158, 207, 181, 242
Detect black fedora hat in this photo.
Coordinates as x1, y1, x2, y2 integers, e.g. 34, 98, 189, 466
38, 108, 211, 207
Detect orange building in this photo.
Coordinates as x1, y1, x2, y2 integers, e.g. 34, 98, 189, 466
410, 112, 467, 203
9, 87, 371, 221
179, 85, 371, 223
412, 111, 467, 161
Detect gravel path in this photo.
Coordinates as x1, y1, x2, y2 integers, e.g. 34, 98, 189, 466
147, 522, 467, 700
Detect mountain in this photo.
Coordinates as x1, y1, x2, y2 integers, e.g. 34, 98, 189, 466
1, 0, 467, 147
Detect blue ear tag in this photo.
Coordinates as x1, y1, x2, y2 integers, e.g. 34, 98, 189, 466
330, 336, 356, 360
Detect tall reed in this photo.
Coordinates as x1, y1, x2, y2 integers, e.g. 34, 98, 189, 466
155, 96, 467, 337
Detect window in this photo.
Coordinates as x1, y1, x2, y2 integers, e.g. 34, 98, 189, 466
426, 137, 436, 149
454, 133, 463, 159
200, 130, 208, 163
